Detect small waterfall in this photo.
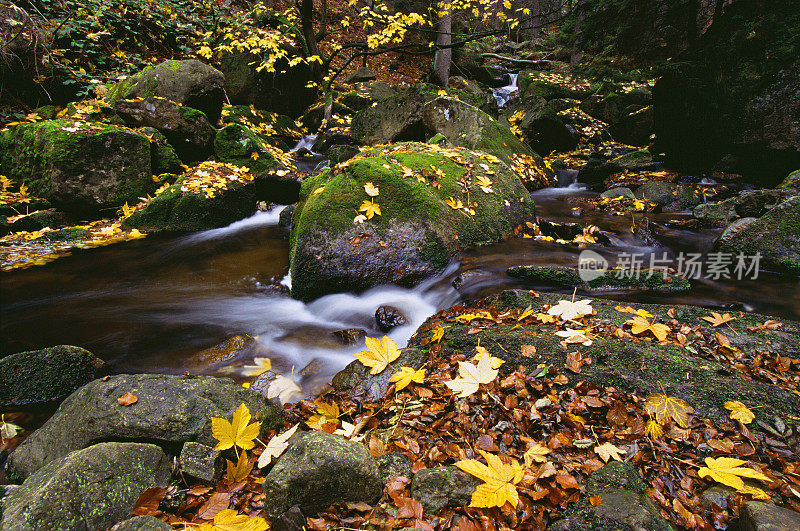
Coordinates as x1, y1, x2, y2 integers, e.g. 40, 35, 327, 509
492, 73, 519, 108
290, 134, 319, 153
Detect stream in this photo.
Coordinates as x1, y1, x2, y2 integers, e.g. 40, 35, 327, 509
2, 178, 799, 398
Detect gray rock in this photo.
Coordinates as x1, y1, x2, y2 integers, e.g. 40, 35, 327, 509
8, 374, 284, 480
1, 442, 171, 531
262, 431, 382, 519
737, 501, 800, 531
114, 97, 216, 163
715, 217, 758, 248
550, 461, 673, 531
332, 348, 426, 401
111, 516, 173, 531
106, 59, 225, 124
600, 187, 635, 200
375, 305, 408, 332
376, 452, 413, 483
271, 505, 307, 531
636, 180, 702, 211
0, 345, 104, 408
700, 485, 736, 509
179, 442, 223, 484
346, 67, 377, 83
10, 209, 72, 232
410, 466, 480, 513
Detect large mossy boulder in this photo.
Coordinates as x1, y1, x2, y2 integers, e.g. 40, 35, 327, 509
288, 142, 535, 301
408, 290, 800, 428
262, 431, 382, 519
106, 59, 225, 124
778, 169, 800, 193
122, 162, 259, 231
1, 442, 170, 531
694, 188, 796, 227
0, 120, 154, 215
716, 195, 800, 273
114, 97, 216, 163
7, 373, 284, 480
410, 466, 480, 513
0, 345, 104, 408
351, 85, 541, 166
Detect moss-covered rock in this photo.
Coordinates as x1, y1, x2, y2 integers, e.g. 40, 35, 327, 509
114, 97, 216, 163
635, 180, 702, 211
10, 209, 72, 232
106, 59, 225, 124
262, 431, 382, 519
777, 169, 800, 193
551, 461, 673, 531
339, 80, 397, 112
715, 195, 800, 274
410, 466, 480, 513
408, 290, 800, 428
288, 142, 535, 300
1, 442, 171, 531
332, 348, 426, 401
7, 373, 285, 480
220, 105, 303, 148
694, 189, 795, 227
507, 265, 691, 292
518, 73, 593, 101
0, 345, 104, 408
111, 516, 174, 531
140, 127, 183, 176
32, 227, 88, 242
122, 162, 258, 232
0, 120, 154, 215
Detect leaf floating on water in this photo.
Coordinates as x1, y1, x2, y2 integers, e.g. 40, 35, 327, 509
354, 336, 401, 375
0, 414, 21, 441
211, 403, 261, 451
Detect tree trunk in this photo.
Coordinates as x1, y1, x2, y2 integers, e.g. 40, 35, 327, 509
432, 5, 452, 87
300, 0, 323, 82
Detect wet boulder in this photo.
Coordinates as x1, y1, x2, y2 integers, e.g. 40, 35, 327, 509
375, 305, 408, 332
736, 501, 800, 531
262, 431, 382, 518
346, 67, 377, 83
777, 169, 800, 193
114, 97, 216, 163
7, 373, 284, 480
716, 195, 800, 274
338, 80, 396, 112
111, 516, 173, 531
635, 181, 702, 211
140, 127, 183, 176
122, 162, 259, 232
105, 59, 225, 124
610, 105, 653, 146
411, 466, 480, 513
1, 442, 171, 531
332, 348, 426, 401
288, 142, 535, 301
515, 97, 579, 154
10, 209, 72, 232
0, 345, 104, 408
0, 120, 154, 215
551, 461, 673, 530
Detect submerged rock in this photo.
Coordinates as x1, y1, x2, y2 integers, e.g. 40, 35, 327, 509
0, 345, 104, 408
106, 59, 225, 124
375, 305, 408, 332
262, 431, 382, 519
288, 142, 535, 301
1, 442, 171, 531
0, 120, 154, 215
7, 373, 284, 480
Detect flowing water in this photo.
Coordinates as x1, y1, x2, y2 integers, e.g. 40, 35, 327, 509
2, 181, 799, 398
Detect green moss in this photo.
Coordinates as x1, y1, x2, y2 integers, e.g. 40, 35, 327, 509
213, 124, 280, 175
34, 228, 88, 242
508, 265, 690, 292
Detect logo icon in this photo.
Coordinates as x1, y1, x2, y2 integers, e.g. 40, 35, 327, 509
578, 250, 608, 282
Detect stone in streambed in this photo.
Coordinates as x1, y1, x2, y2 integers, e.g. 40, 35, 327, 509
411, 466, 480, 513
332, 348, 426, 402
1, 442, 171, 531
111, 516, 173, 531
0, 345, 104, 408
736, 501, 800, 531
262, 431, 381, 518
7, 373, 284, 480
551, 461, 673, 531
179, 442, 223, 485
507, 265, 690, 292
375, 305, 408, 332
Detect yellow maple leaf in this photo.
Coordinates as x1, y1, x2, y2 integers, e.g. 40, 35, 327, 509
445, 196, 464, 210
645, 419, 664, 439
523, 444, 550, 467
548, 299, 594, 321
724, 401, 755, 424
388, 366, 426, 391
474, 346, 504, 369
307, 401, 340, 430
475, 175, 493, 193
211, 403, 261, 451
359, 199, 381, 219
224, 451, 254, 485
354, 336, 401, 375
645, 393, 694, 428
431, 324, 444, 343
703, 312, 736, 327
595, 441, 626, 462
197, 509, 268, 531
445, 354, 498, 397
626, 315, 670, 341
614, 305, 653, 319
456, 450, 524, 508
698, 457, 771, 493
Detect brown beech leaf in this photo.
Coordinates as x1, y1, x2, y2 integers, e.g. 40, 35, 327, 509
590, 495, 603, 506
196, 492, 230, 520
117, 392, 138, 406
131, 487, 166, 516
606, 402, 629, 426
521, 344, 537, 358
555, 471, 579, 489
566, 351, 584, 373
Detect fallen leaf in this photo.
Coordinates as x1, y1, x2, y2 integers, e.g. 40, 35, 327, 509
455, 450, 524, 508
364, 182, 379, 197
698, 457, 771, 494
626, 315, 670, 341
196, 492, 231, 520
445, 354, 498, 397
211, 403, 261, 451
359, 199, 381, 219
197, 508, 268, 531
266, 375, 302, 403
724, 401, 755, 424
473, 346, 504, 369
590, 495, 603, 506
431, 324, 444, 343
523, 444, 550, 467
555, 328, 593, 346
645, 393, 694, 428
565, 351, 585, 373
117, 392, 138, 406
224, 451, 254, 485
520, 344, 537, 358
355, 336, 401, 375
595, 442, 626, 462
388, 366, 426, 391
548, 299, 594, 321
645, 419, 664, 439
703, 312, 736, 327
258, 424, 299, 468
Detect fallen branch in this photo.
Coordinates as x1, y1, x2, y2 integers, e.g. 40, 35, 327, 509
480, 53, 553, 67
